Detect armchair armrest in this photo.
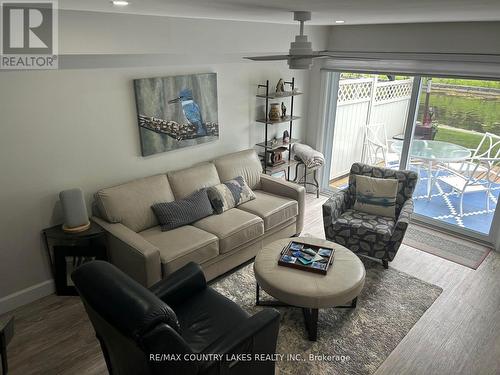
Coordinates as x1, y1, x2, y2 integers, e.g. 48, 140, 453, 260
260, 174, 305, 234
149, 262, 207, 306
322, 188, 351, 226
200, 309, 280, 374
92, 216, 162, 287
395, 199, 414, 232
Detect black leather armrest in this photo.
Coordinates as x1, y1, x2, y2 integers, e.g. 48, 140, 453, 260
149, 262, 207, 306
199, 309, 280, 375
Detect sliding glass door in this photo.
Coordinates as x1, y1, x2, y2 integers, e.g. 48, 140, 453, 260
403, 77, 500, 236
322, 71, 500, 242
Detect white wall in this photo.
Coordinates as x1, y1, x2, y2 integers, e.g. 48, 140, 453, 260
328, 22, 500, 54
59, 10, 328, 55
0, 11, 329, 311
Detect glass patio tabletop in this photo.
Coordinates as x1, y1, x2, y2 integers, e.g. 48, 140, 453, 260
392, 140, 471, 162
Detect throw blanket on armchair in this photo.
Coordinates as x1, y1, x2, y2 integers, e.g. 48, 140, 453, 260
292, 143, 325, 169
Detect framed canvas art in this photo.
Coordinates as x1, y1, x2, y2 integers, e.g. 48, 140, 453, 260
133, 73, 219, 156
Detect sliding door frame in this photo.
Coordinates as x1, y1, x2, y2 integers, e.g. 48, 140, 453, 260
319, 71, 340, 194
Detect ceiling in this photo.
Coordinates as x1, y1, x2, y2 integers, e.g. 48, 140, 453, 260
59, 0, 500, 25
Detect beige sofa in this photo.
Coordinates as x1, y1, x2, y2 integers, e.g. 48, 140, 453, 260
92, 149, 305, 287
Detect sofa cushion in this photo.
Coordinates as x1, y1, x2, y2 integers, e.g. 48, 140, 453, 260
192, 208, 264, 253
151, 189, 213, 231
238, 190, 298, 231
140, 225, 219, 276
207, 176, 256, 214
95, 174, 174, 232
213, 149, 263, 190
334, 209, 396, 242
168, 163, 221, 200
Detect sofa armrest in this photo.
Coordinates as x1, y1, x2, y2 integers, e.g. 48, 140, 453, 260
260, 174, 305, 234
395, 199, 414, 232
92, 216, 162, 287
322, 189, 351, 227
200, 309, 280, 374
149, 262, 207, 306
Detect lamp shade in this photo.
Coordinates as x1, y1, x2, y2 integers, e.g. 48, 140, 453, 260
59, 188, 90, 232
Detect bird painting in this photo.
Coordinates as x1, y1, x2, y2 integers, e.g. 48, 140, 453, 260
168, 88, 207, 136
134, 73, 219, 156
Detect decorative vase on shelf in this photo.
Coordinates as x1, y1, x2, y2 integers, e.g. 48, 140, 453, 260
269, 103, 281, 121
283, 130, 290, 144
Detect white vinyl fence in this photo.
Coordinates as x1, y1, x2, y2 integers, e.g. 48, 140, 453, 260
330, 77, 413, 180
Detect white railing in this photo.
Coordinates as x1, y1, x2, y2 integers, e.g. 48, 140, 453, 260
330, 77, 413, 179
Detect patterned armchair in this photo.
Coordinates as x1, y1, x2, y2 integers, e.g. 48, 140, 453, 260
323, 163, 418, 268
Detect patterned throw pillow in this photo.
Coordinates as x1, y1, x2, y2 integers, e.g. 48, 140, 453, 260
151, 189, 213, 231
353, 175, 398, 218
207, 176, 256, 214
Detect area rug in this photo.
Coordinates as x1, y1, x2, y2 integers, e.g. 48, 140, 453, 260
403, 224, 491, 269
211, 259, 442, 375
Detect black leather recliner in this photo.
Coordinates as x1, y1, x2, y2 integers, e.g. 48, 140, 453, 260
72, 261, 280, 375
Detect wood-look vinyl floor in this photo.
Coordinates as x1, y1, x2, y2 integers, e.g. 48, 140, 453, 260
1, 194, 499, 375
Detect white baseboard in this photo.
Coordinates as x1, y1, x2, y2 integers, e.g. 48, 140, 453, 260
0, 279, 55, 315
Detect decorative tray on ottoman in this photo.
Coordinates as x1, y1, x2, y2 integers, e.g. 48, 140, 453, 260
278, 241, 335, 275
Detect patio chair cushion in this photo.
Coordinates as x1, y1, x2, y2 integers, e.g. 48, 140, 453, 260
333, 209, 396, 242
438, 174, 488, 193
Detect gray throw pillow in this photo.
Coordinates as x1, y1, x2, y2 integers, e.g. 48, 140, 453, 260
151, 189, 213, 231
207, 176, 256, 214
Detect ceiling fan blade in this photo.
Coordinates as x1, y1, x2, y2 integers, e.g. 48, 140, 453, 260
244, 12, 329, 68
244, 55, 290, 61
310, 52, 332, 58
245, 52, 331, 61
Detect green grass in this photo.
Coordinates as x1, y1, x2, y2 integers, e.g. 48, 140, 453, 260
435, 126, 482, 150
434, 126, 500, 156
431, 78, 500, 89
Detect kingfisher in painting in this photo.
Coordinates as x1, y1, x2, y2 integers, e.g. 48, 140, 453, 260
168, 88, 207, 136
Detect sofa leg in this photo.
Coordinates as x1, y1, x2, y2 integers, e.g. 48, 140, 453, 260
382, 259, 389, 269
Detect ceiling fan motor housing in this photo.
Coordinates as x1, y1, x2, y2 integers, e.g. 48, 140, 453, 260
289, 35, 313, 56
288, 35, 313, 69
288, 11, 313, 69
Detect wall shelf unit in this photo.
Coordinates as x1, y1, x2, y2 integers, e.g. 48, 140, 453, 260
255, 78, 300, 180
255, 137, 300, 151
255, 116, 300, 125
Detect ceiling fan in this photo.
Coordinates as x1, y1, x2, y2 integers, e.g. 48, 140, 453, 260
245, 11, 331, 70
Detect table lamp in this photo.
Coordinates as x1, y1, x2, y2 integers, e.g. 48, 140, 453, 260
59, 188, 90, 233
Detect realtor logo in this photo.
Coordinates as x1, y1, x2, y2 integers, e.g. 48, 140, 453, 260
1, 0, 58, 69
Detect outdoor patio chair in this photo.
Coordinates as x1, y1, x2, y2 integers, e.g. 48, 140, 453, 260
363, 123, 400, 168
322, 163, 418, 268
438, 132, 500, 217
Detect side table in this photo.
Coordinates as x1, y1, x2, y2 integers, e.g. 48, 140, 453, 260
42, 222, 107, 296
0, 317, 14, 375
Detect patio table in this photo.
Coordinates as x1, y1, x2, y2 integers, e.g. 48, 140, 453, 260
392, 140, 471, 198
